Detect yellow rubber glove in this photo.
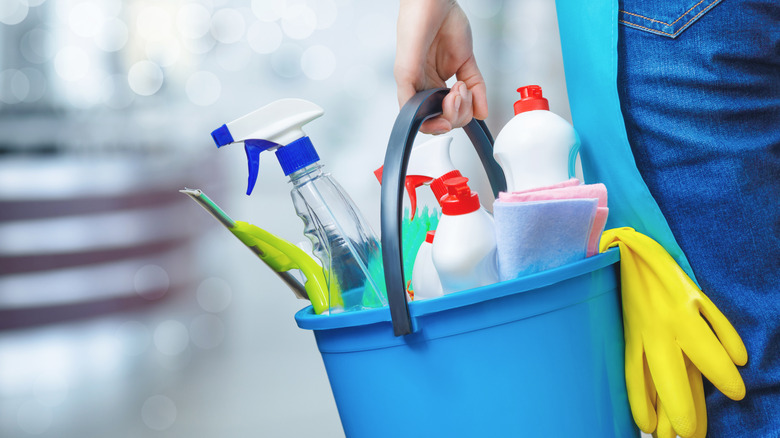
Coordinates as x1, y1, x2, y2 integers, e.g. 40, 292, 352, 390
600, 227, 748, 438
653, 355, 707, 438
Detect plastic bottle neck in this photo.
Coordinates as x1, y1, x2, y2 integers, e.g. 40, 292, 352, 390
288, 163, 324, 186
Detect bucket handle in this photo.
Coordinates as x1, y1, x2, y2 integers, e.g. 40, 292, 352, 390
380, 88, 507, 336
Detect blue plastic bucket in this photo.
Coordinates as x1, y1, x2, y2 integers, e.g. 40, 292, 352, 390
296, 249, 634, 437
296, 89, 635, 437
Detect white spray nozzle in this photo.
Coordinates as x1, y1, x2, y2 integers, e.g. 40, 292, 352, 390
213, 98, 324, 147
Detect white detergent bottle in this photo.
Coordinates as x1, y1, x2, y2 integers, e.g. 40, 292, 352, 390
432, 177, 498, 294
211, 99, 385, 312
493, 85, 581, 192
411, 230, 442, 300
374, 135, 462, 218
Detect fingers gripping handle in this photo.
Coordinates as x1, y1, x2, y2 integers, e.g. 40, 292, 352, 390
380, 88, 507, 336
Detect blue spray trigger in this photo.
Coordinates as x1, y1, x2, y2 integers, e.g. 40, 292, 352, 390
243, 139, 279, 195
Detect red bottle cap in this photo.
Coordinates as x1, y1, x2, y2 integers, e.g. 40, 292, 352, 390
513, 85, 549, 115
430, 169, 462, 203
441, 176, 480, 215
425, 230, 435, 244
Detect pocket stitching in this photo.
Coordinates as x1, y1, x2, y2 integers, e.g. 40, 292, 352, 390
619, 0, 721, 38
620, 0, 707, 27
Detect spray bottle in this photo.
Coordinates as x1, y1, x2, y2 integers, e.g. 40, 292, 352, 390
374, 135, 462, 218
432, 176, 498, 294
493, 85, 580, 192
211, 98, 385, 312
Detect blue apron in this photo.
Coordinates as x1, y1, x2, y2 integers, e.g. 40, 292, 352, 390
553, 0, 698, 282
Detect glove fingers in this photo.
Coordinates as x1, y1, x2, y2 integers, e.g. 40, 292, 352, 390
698, 293, 748, 366
626, 344, 657, 433
678, 320, 746, 401
687, 356, 708, 438
645, 337, 697, 437
654, 396, 676, 438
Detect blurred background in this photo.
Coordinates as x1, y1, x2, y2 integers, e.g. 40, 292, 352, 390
0, 0, 569, 436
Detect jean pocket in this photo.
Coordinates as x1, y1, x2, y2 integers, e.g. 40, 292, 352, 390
619, 0, 722, 38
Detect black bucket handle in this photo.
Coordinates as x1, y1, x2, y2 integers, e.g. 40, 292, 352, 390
380, 88, 507, 336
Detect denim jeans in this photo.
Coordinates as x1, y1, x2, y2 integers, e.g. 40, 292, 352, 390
618, 0, 780, 436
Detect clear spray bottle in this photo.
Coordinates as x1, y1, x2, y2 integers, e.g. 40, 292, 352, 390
211, 99, 385, 312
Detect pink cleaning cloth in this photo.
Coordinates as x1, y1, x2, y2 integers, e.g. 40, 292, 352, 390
498, 183, 607, 208
509, 178, 582, 195
498, 181, 609, 257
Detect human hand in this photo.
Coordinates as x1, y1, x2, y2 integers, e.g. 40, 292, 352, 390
395, 0, 487, 134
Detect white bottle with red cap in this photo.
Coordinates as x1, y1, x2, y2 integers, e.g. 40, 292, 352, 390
411, 230, 443, 301
432, 177, 498, 294
493, 85, 581, 192
374, 135, 462, 218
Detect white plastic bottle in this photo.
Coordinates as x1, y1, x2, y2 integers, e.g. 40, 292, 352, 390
411, 230, 443, 300
493, 85, 581, 192
432, 177, 498, 294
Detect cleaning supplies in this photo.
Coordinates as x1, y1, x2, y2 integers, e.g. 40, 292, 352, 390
493, 198, 597, 281
432, 177, 498, 293
411, 230, 442, 300
180, 188, 334, 314
600, 228, 747, 438
211, 98, 385, 312
493, 85, 581, 192
498, 180, 609, 257
374, 135, 463, 218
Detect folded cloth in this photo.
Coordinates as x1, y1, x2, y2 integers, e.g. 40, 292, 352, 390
508, 177, 582, 195
493, 198, 598, 281
498, 182, 608, 257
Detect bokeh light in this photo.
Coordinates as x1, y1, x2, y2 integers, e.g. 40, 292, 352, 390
251, 0, 286, 22
0, 0, 29, 25
176, 3, 212, 39
182, 35, 217, 55
69, 1, 103, 38
247, 20, 283, 54
127, 60, 164, 96
301, 45, 336, 81
133, 264, 170, 300
54, 46, 90, 82
20, 28, 55, 64
153, 320, 189, 356
141, 395, 177, 431
195, 277, 232, 313
210, 8, 245, 44
20, 67, 46, 102
311, 0, 338, 30
281, 4, 317, 40
136, 5, 173, 42
0, 69, 29, 104
94, 18, 129, 52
